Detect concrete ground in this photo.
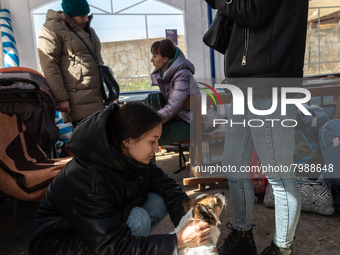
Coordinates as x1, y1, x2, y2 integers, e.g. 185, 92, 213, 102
153, 150, 340, 255
0, 149, 340, 255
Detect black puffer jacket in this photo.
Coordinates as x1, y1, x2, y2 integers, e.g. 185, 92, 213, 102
209, 0, 309, 78
29, 104, 188, 255
207, 0, 309, 95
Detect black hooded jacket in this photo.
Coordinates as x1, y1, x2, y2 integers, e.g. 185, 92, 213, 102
29, 104, 188, 255
207, 0, 309, 95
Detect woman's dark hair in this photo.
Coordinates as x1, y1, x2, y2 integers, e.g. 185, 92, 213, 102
151, 39, 176, 59
109, 102, 163, 151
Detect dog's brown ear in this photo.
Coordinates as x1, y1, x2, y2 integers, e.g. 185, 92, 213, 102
182, 197, 194, 214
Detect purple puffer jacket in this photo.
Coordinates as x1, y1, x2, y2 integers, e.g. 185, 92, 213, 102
151, 54, 221, 132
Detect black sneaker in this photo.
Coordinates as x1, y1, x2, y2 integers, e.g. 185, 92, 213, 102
218, 222, 257, 255
260, 241, 293, 255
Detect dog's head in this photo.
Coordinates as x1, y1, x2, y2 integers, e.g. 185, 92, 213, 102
183, 192, 226, 226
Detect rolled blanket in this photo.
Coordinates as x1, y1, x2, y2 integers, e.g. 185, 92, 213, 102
0, 112, 71, 201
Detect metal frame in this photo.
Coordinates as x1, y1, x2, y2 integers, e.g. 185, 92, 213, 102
307, 6, 340, 75
31, 0, 186, 90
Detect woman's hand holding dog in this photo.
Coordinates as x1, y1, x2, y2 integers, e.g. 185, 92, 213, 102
176, 220, 211, 249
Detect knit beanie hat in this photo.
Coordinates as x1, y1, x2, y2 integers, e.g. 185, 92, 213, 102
62, 0, 90, 17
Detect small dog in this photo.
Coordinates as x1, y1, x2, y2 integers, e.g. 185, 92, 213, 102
171, 192, 226, 255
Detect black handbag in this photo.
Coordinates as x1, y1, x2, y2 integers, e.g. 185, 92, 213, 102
97, 65, 120, 103
203, 10, 233, 54
66, 24, 120, 103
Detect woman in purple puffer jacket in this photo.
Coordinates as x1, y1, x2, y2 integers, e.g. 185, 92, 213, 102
149, 39, 220, 146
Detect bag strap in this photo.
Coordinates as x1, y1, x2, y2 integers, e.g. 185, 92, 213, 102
65, 23, 99, 65
61, 21, 75, 61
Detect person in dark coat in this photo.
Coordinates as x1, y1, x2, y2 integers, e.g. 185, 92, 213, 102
29, 102, 211, 255
205, 1, 309, 255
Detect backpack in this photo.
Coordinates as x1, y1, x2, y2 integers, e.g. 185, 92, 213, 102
298, 104, 329, 138
294, 115, 324, 169
318, 118, 340, 188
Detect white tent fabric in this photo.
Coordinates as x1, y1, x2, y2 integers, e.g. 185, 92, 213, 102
0, 0, 212, 78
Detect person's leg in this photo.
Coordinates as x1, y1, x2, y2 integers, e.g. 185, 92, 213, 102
158, 117, 190, 146
126, 192, 168, 237
250, 97, 301, 250
152, 117, 190, 163
141, 192, 168, 231
219, 102, 257, 255
222, 102, 255, 232
126, 207, 151, 237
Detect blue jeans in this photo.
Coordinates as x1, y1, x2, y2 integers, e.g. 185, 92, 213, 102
222, 96, 301, 249
126, 192, 168, 237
